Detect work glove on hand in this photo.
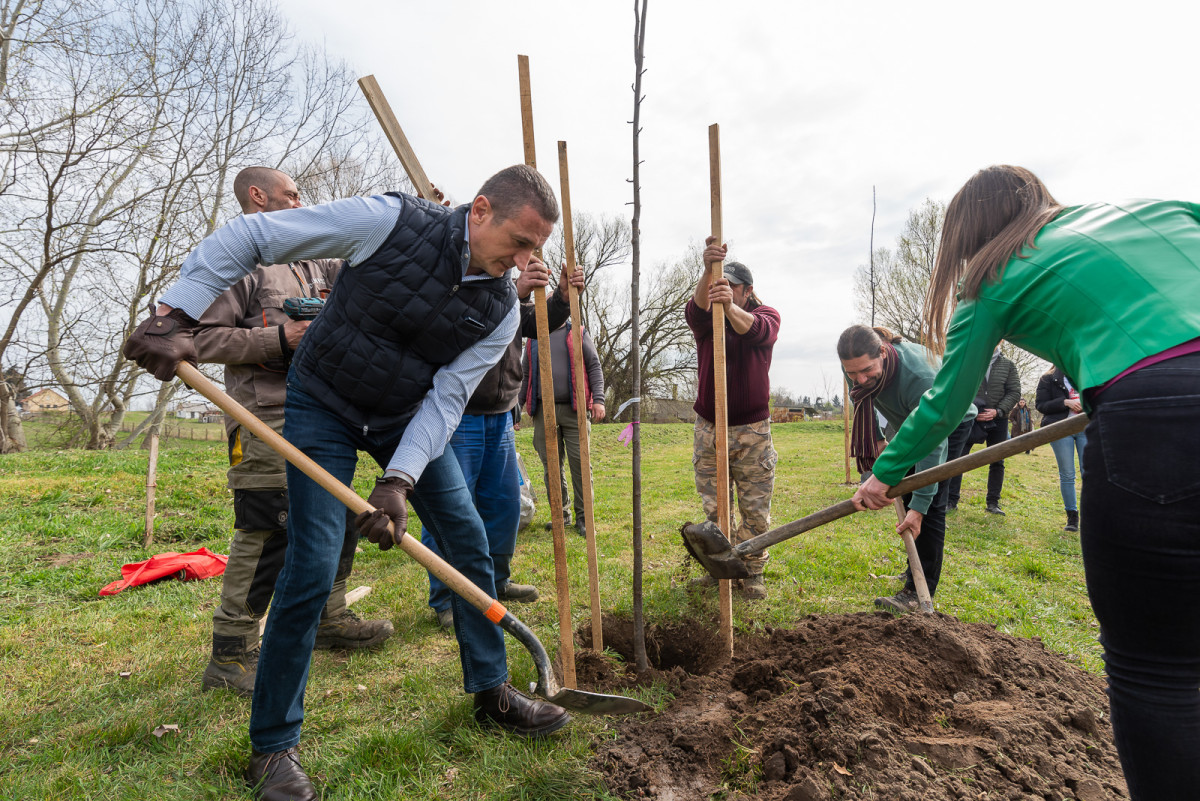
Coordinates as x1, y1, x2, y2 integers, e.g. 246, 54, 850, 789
122, 307, 200, 381
356, 475, 413, 551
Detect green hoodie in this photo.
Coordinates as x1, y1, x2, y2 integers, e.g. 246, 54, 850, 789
874, 199, 1200, 486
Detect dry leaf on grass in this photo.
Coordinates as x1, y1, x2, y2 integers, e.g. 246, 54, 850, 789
151, 724, 179, 738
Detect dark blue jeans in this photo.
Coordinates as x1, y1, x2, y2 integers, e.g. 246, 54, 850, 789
249, 384, 508, 753
900, 418, 973, 597
422, 412, 521, 613
1082, 351, 1200, 800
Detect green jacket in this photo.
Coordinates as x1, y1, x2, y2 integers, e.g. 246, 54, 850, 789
845, 340, 976, 514
874, 199, 1200, 486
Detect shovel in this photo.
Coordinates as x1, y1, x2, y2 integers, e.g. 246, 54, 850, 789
176, 363, 650, 716
682, 414, 1089, 580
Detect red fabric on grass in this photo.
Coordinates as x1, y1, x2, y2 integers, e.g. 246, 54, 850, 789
99, 547, 228, 596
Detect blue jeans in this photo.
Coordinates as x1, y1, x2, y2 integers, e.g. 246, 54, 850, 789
1082, 351, 1200, 800
1049, 427, 1086, 511
249, 384, 507, 753
422, 412, 521, 612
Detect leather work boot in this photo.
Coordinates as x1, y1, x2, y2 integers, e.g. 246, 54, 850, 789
875, 588, 920, 614
1064, 509, 1080, 532
496, 580, 539, 603
313, 609, 394, 650
435, 607, 454, 629
985, 503, 1006, 516
474, 681, 571, 738
739, 575, 768, 601
202, 646, 258, 697
245, 747, 316, 801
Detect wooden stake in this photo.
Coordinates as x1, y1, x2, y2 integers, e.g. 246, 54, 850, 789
261, 585, 372, 637
708, 123, 734, 658
358, 75, 439, 201
558, 141, 603, 652
519, 54, 575, 688
142, 430, 159, 549
843, 379, 853, 484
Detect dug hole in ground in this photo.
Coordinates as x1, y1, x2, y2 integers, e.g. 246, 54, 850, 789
578, 611, 1126, 800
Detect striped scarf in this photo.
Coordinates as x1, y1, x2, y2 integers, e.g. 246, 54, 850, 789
849, 341, 899, 474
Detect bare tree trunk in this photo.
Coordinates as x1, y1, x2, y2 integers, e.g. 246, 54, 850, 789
629, 0, 649, 674
870, 185, 876, 326
0, 380, 26, 452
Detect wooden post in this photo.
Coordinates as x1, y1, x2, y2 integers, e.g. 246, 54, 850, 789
708, 124, 734, 658
142, 431, 159, 549
357, 75, 440, 201
558, 141, 603, 652
843, 378, 852, 483
519, 54, 575, 688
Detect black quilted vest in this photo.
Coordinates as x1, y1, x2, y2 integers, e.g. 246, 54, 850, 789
291, 195, 516, 429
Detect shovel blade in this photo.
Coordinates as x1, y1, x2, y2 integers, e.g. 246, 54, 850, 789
533, 683, 652, 715
681, 521, 750, 579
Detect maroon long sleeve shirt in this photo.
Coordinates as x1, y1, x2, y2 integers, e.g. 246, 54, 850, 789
685, 298, 781, 426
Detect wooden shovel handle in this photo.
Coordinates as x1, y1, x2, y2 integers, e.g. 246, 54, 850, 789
175, 363, 508, 626
895, 499, 934, 612
358, 75, 440, 203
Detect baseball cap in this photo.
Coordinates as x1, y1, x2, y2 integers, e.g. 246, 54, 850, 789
723, 261, 753, 285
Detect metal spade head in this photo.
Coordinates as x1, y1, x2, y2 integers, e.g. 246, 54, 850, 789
532, 680, 653, 715
680, 521, 750, 579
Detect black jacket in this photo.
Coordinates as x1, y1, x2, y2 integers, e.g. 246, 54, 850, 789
1035, 369, 1075, 427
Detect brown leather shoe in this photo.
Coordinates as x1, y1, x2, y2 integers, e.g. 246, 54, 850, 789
245, 747, 316, 801
473, 681, 571, 738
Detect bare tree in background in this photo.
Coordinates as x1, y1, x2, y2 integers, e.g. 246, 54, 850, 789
0, 0, 403, 451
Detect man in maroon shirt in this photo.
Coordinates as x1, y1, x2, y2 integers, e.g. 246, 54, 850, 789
685, 237, 781, 599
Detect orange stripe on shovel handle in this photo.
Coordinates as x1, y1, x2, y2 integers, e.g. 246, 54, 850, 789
485, 602, 507, 624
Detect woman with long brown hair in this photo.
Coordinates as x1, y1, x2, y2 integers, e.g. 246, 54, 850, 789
852, 165, 1200, 800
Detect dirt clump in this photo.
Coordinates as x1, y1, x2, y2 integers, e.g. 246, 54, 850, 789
584, 612, 1127, 800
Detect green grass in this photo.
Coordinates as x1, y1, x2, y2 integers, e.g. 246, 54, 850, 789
0, 421, 1097, 799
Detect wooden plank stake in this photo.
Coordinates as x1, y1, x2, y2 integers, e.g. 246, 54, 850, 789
357, 75, 439, 201
558, 140, 603, 652
519, 54, 575, 688
708, 123, 734, 658
142, 430, 159, 548
843, 379, 853, 484
262, 585, 372, 637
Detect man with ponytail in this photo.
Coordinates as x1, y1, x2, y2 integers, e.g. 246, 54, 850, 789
838, 324, 975, 613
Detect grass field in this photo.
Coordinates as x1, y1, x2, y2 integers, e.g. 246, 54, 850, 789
0, 420, 1096, 800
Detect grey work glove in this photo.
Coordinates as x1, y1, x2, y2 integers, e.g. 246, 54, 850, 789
122, 307, 199, 381
355, 476, 413, 551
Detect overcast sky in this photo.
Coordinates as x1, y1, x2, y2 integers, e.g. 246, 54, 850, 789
282, 0, 1199, 400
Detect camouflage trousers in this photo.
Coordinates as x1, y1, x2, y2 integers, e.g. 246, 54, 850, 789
693, 417, 778, 574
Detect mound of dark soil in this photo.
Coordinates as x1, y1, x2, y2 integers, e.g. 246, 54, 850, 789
581, 612, 1127, 800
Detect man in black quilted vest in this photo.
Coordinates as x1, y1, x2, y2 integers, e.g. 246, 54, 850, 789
123, 165, 565, 801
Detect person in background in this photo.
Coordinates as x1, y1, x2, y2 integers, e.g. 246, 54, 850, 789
945, 347, 1021, 514
520, 315, 605, 537
852, 164, 1200, 801
685, 243, 780, 600
1036, 366, 1086, 532
1008, 397, 1034, 454
194, 167, 393, 697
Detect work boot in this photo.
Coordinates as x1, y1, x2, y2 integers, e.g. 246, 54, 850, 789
689, 574, 718, 590
435, 607, 454, 629
245, 747, 316, 801
473, 681, 571, 738
202, 646, 259, 697
739, 575, 768, 600
947, 500, 958, 511
574, 520, 587, 538
313, 609, 394, 650
985, 503, 1006, 516
875, 588, 920, 614
1064, 509, 1079, 532
544, 515, 571, 532
496, 580, 539, 603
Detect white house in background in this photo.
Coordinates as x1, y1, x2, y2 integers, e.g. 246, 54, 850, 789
175, 402, 210, 419
21, 388, 70, 414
